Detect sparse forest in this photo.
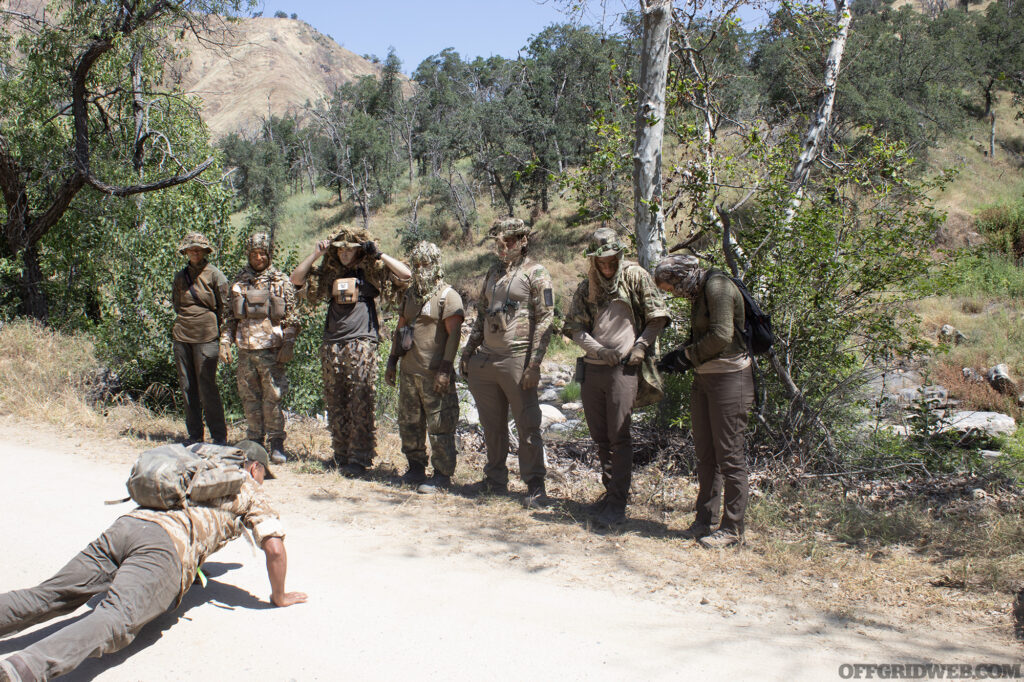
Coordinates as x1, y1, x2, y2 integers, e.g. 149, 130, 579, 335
3, 0, 1024, 614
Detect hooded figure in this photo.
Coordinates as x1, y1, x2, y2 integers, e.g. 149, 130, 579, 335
220, 232, 300, 464
459, 217, 556, 506
171, 231, 229, 445
288, 227, 411, 475
384, 241, 465, 493
654, 253, 754, 549
562, 228, 669, 527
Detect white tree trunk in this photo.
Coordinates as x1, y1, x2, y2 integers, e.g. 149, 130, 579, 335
782, 0, 852, 229
633, 0, 672, 270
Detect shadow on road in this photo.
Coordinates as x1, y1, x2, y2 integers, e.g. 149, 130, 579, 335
1, 562, 271, 681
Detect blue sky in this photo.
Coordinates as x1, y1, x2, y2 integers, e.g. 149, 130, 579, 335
253, 0, 617, 74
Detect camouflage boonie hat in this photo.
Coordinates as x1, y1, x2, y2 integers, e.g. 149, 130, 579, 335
488, 217, 531, 239
178, 232, 214, 255
330, 225, 372, 249
585, 228, 628, 257
409, 241, 442, 266
234, 439, 275, 479
245, 232, 271, 254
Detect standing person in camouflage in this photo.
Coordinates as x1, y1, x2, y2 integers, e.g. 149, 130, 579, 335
171, 232, 229, 445
220, 232, 300, 465
383, 242, 464, 494
290, 227, 410, 476
459, 217, 555, 506
563, 229, 669, 527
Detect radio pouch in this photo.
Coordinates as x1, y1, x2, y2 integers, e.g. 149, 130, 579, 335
333, 277, 360, 305
243, 288, 270, 319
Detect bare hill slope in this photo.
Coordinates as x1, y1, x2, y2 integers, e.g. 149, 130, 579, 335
169, 16, 402, 137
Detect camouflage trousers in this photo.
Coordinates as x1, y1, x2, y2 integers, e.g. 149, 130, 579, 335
236, 348, 288, 443
398, 371, 459, 477
321, 338, 378, 467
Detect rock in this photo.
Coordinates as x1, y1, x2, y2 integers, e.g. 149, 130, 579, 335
962, 367, 985, 383
463, 406, 480, 427
562, 402, 583, 412
893, 385, 947, 407
552, 379, 567, 387
547, 422, 570, 433
540, 404, 566, 428
986, 364, 1020, 396
539, 388, 560, 403
942, 411, 1017, 437
979, 450, 1002, 460
938, 324, 967, 345
866, 370, 924, 395
970, 488, 987, 500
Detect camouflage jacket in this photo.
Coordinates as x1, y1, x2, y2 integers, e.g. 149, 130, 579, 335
465, 256, 554, 364
221, 265, 299, 351
127, 475, 284, 600
563, 262, 669, 408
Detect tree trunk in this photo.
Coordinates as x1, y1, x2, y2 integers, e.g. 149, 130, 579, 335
633, 0, 671, 270
989, 111, 996, 158
783, 0, 852, 229
20, 245, 48, 322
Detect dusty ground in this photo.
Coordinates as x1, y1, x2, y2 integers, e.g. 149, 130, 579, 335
0, 416, 1017, 681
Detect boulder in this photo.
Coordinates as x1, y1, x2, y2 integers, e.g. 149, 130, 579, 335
938, 324, 967, 345
962, 367, 985, 384
561, 402, 583, 412
462, 406, 480, 427
942, 411, 1017, 437
538, 388, 560, 403
539, 404, 567, 428
985, 364, 1019, 396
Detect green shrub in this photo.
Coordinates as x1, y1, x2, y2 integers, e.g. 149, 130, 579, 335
976, 201, 1024, 262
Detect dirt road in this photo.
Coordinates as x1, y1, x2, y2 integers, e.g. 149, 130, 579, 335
0, 421, 1012, 681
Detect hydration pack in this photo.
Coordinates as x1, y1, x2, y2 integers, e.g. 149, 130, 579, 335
120, 443, 246, 510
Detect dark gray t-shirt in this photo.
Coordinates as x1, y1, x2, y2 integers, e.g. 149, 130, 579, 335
322, 268, 381, 344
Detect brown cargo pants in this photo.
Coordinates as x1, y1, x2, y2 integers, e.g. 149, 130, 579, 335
173, 339, 227, 443
466, 352, 546, 487
580, 363, 638, 507
0, 516, 182, 681
690, 366, 755, 534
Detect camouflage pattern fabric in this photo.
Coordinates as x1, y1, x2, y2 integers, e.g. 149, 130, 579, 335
397, 372, 459, 476
488, 216, 532, 239
301, 231, 408, 313
244, 231, 271, 254
653, 254, 704, 299
464, 256, 555, 362
236, 348, 289, 443
177, 232, 215, 255
222, 264, 299, 350
564, 261, 670, 408
128, 475, 284, 599
321, 338, 379, 466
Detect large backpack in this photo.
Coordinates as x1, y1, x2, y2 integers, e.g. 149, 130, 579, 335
120, 443, 247, 510
713, 274, 774, 356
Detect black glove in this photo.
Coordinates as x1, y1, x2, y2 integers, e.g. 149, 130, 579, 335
361, 241, 382, 260
657, 347, 693, 374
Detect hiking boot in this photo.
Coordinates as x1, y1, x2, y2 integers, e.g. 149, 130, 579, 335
269, 439, 288, 465
524, 480, 552, 509
417, 474, 451, 495
679, 521, 712, 540
401, 461, 427, 486
698, 529, 744, 549
583, 493, 609, 516
594, 501, 627, 528
469, 478, 508, 497
339, 462, 367, 478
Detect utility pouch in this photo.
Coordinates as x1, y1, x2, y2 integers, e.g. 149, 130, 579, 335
333, 277, 359, 305
397, 325, 415, 355
574, 357, 586, 384
243, 288, 270, 319
268, 294, 285, 324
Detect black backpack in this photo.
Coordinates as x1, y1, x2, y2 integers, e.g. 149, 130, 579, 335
727, 276, 774, 356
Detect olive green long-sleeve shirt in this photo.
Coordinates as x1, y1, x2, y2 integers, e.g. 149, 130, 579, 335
686, 269, 747, 366
172, 261, 229, 344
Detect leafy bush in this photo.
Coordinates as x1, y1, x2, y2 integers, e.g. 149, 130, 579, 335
975, 201, 1024, 263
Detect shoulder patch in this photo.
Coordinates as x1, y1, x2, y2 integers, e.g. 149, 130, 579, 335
543, 288, 554, 307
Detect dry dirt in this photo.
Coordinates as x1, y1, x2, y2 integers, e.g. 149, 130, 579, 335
0, 416, 1016, 681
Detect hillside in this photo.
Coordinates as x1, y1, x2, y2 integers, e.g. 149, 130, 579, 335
168, 16, 409, 137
